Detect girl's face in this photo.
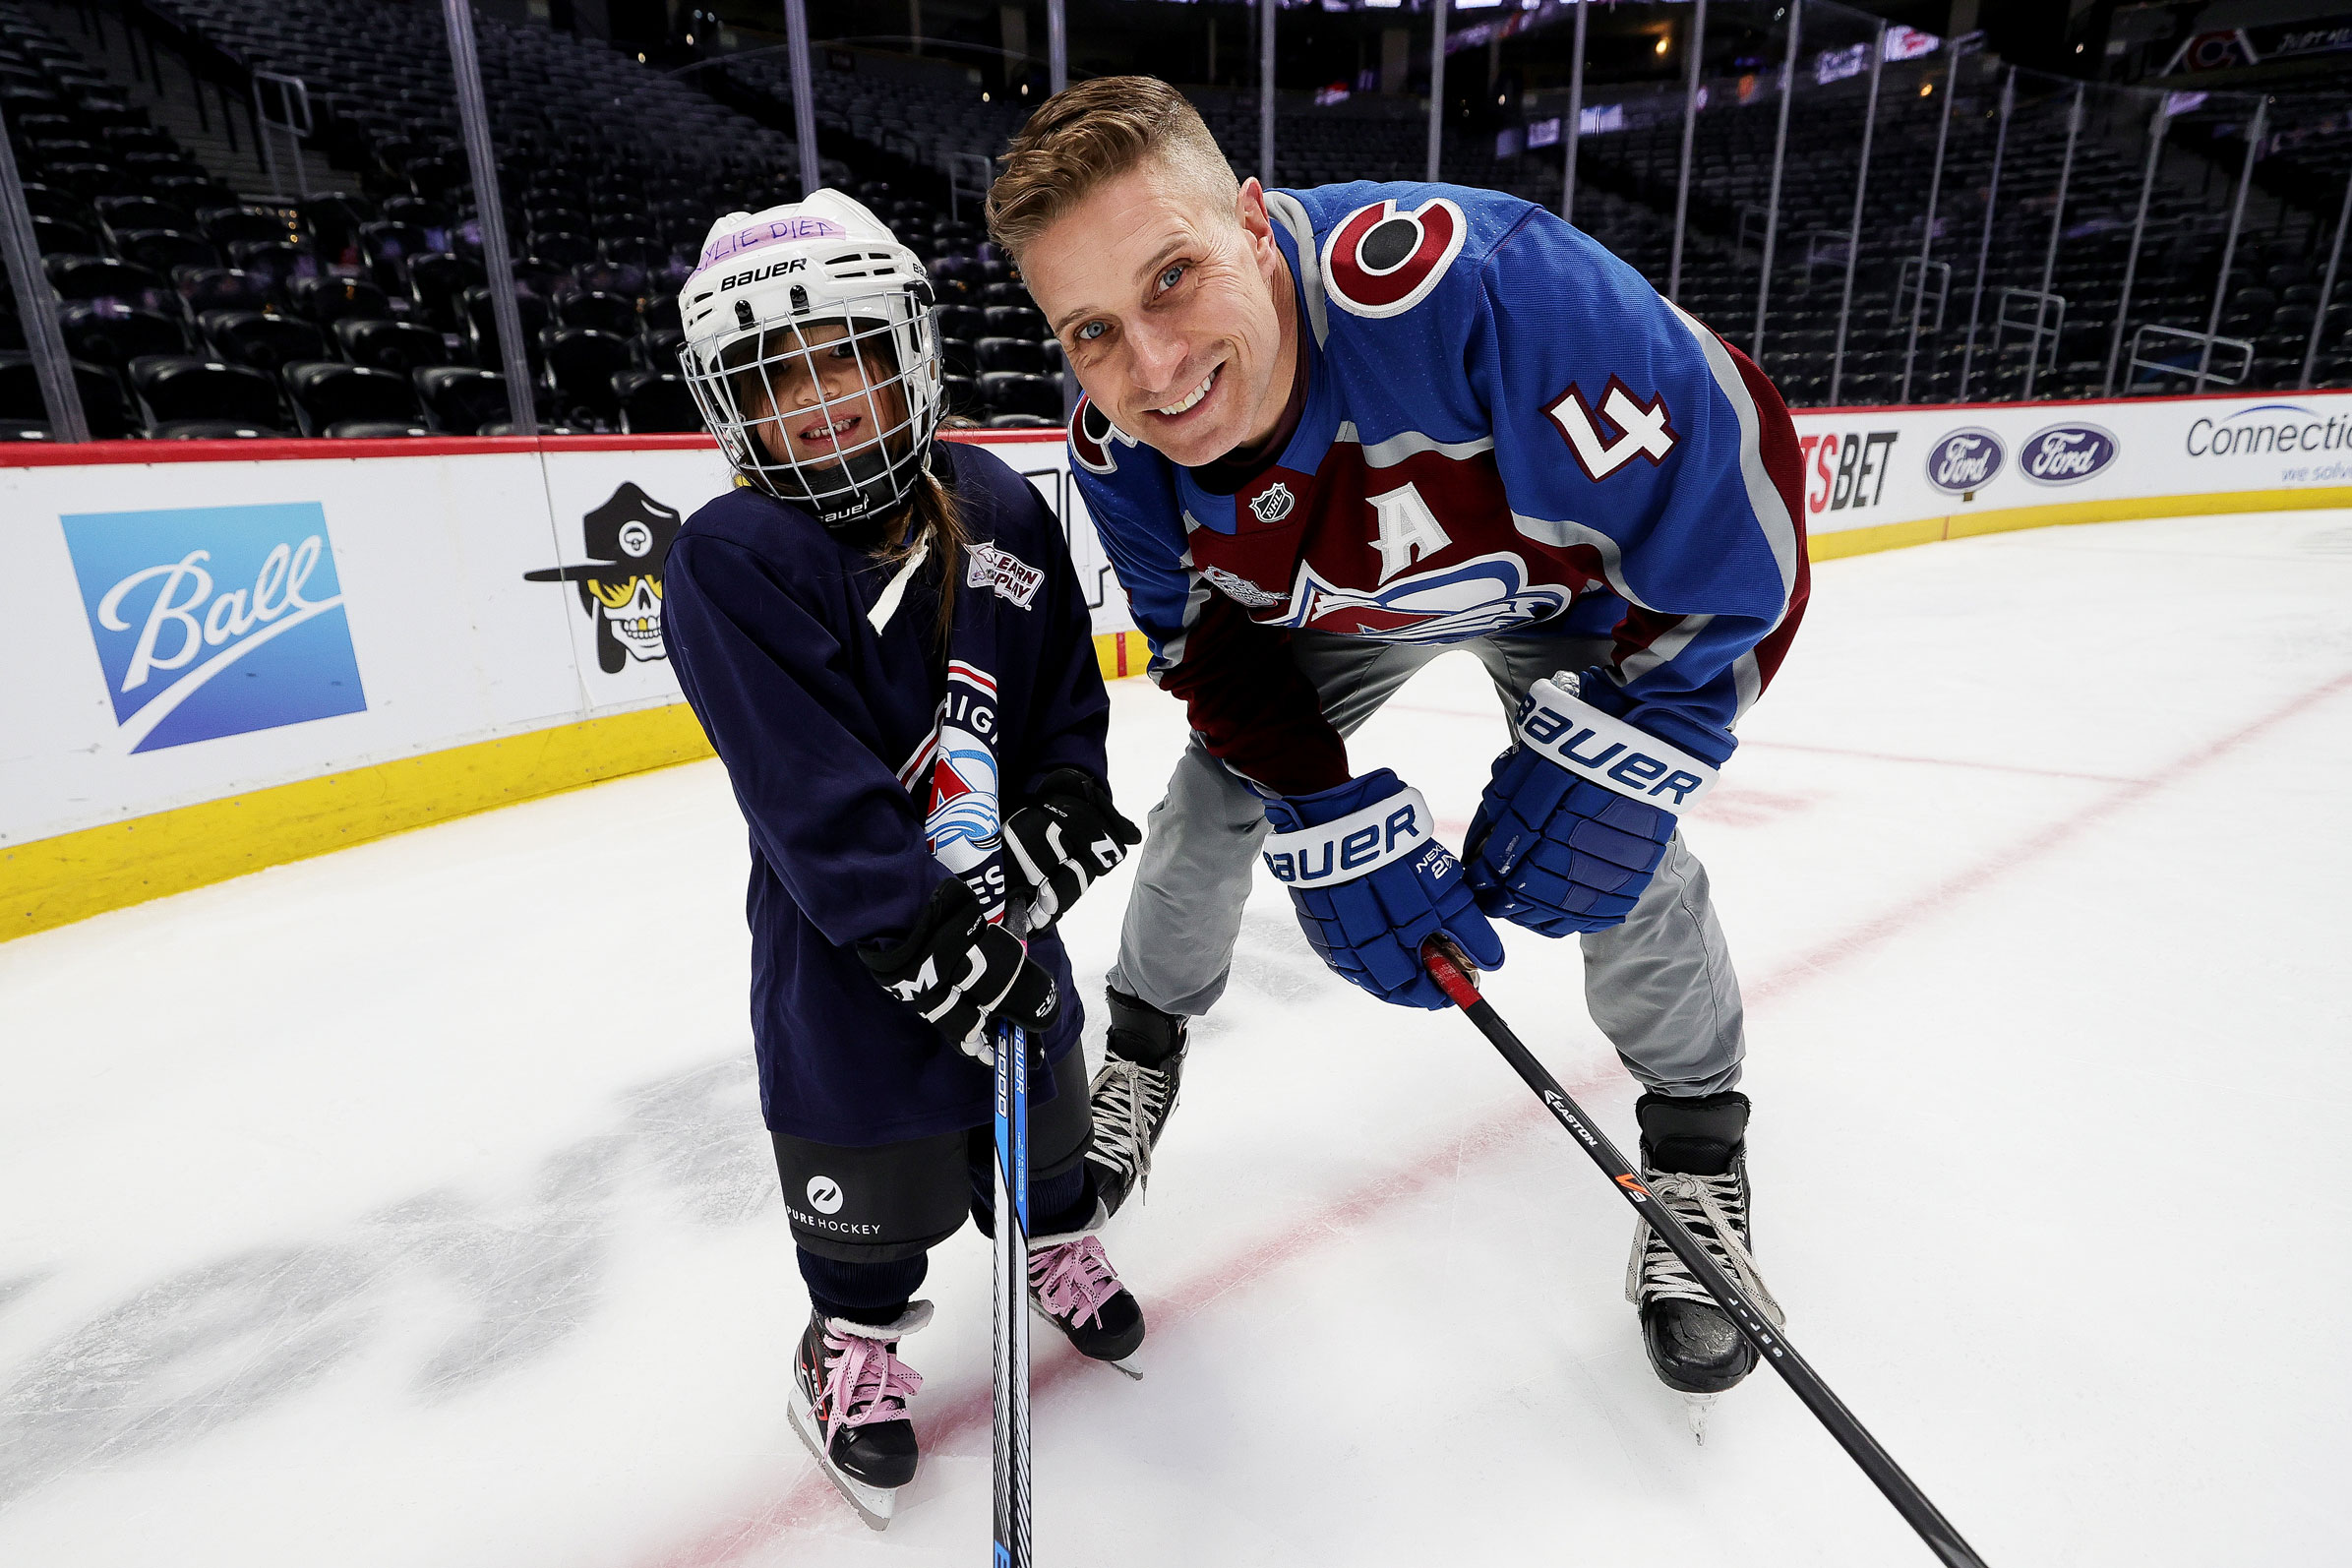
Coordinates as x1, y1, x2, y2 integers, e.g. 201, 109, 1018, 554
741, 322, 911, 470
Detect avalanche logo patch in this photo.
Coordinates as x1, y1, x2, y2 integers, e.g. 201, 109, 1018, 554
1275, 551, 1569, 644
1068, 394, 1139, 475
61, 502, 366, 754
1321, 197, 1468, 319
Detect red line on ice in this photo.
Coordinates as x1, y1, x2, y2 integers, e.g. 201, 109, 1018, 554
634, 668, 2351, 1568
1377, 700, 2144, 784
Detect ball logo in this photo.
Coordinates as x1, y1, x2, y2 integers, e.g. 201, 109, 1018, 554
806, 1176, 844, 1215
2020, 423, 2118, 486
60, 502, 366, 754
1925, 428, 2004, 494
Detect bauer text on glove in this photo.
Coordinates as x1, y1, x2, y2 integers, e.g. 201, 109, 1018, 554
1465, 673, 1722, 937
1261, 768, 1505, 1010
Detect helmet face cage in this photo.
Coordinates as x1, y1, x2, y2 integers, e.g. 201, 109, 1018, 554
681, 283, 943, 527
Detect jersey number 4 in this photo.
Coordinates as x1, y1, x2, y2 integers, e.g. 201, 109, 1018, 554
1546, 378, 1677, 482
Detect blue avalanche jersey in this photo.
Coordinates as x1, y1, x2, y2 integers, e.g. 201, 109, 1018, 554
1068, 181, 1810, 797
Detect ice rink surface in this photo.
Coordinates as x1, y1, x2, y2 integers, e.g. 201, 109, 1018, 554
4, 509, 2350, 1566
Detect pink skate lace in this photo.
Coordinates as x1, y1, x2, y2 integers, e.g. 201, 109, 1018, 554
1028, 1236, 1123, 1329
818, 1324, 925, 1440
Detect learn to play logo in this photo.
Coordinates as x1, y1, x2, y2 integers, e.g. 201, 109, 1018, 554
61, 502, 366, 754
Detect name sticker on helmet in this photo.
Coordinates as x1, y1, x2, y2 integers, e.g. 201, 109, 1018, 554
697, 217, 847, 272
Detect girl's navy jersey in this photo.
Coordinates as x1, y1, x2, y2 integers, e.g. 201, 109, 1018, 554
664, 439, 1111, 1146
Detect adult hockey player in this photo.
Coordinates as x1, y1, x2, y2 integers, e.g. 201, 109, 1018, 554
989, 80, 1806, 1410
663, 192, 1147, 1527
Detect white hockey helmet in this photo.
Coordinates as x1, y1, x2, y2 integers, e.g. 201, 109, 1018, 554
678, 191, 942, 528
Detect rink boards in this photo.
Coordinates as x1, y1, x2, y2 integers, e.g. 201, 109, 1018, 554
8, 389, 2352, 936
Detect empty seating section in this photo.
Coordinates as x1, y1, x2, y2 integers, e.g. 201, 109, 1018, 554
2, 0, 798, 437
15, 0, 2352, 435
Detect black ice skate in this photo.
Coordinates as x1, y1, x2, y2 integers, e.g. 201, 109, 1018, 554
789, 1301, 931, 1529
1624, 1091, 1783, 1442
1029, 1206, 1147, 1374
1086, 987, 1188, 1216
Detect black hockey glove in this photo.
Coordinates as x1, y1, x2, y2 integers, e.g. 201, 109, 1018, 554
1002, 768, 1141, 931
861, 876, 1058, 1061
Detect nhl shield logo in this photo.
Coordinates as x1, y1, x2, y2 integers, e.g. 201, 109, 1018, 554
1247, 481, 1297, 524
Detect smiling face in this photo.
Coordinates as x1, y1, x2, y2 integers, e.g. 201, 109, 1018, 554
736, 320, 911, 471
1018, 164, 1297, 469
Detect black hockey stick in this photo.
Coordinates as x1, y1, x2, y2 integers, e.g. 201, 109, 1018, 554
1420, 938, 1989, 1568
991, 1019, 1032, 1568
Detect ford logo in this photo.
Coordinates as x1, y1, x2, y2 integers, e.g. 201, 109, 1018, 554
1925, 428, 2004, 493
2020, 423, 2118, 485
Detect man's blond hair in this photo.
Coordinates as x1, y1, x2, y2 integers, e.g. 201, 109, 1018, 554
987, 76, 1240, 258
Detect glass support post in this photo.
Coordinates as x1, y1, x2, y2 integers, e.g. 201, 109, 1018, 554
443, 0, 535, 436
1958, 66, 2015, 404
1426, 0, 1447, 183
785, 0, 822, 200
1900, 36, 1964, 404
1751, 0, 1801, 363
1829, 20, 1886, 407
2023, 83, 2082, 400
1667, 0, 1708, 302
2103, 96, 2170, 396
2197, 95, 2266, 393
2300, 167, 2352, 389
1562, 0, 1587, 224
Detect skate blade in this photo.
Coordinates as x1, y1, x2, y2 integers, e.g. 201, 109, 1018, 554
1030, 1300, 1144, 1379
788, 1396, 903, 1530
1682, 1393, 1719, 1445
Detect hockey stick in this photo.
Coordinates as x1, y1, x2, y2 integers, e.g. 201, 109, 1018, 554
1419, 938, 1990, 1568
991, 1018, 1033, 1568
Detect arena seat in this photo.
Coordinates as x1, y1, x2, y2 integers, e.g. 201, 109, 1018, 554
128, 355, 285, 429
283, 361, 425, 436
335, 319, 458, 373
615, 369, 701, 434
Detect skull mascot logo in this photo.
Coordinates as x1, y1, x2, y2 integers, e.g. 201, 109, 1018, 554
524, 483, 684, 674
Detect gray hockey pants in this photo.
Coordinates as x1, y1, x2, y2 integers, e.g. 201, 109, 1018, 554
1106, 630, 1745, 1095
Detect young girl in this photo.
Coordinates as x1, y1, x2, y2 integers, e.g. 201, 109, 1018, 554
663, 192, 1146, 1529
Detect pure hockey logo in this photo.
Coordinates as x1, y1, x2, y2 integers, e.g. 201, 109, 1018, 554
805, 1176, 845, 1215
1546, 378, 1678, 481
61, 501, 367, 754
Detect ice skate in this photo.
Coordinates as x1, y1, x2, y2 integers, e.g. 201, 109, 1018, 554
1030, 1209, 1147, 1377
1086, 987, 1188, 1216
788, 1301, 932, 1529
1624, 1091, 1782, 1441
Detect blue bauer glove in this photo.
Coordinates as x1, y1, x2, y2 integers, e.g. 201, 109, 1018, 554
1466, 673, 1722, 936
1261, 768, 1505, 1009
